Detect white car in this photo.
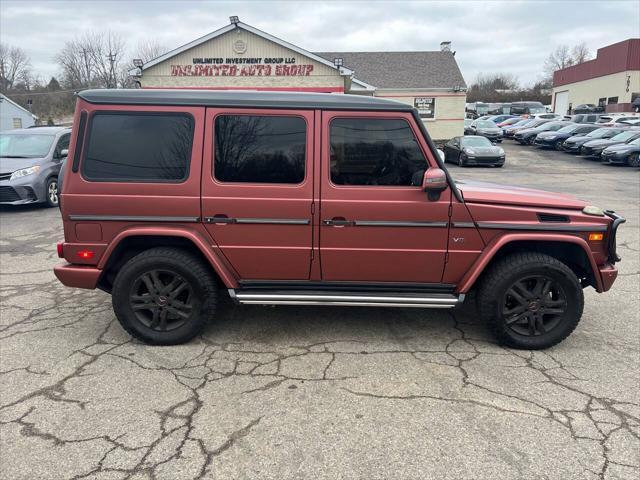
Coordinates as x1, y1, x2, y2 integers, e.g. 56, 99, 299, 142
597, 113, 640, 127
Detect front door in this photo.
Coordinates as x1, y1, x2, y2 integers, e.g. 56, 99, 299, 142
201, 108, 314, 280
319, 111, 450, 283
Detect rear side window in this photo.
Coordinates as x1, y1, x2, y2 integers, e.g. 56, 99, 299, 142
82, 113, 194, 182
330, 118, 427, 186
214, 115, 306, 184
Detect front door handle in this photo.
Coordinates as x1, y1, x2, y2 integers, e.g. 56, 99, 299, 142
323, 217, 353, 227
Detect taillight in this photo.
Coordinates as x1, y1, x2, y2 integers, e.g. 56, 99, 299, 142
77, 249, 95, 260
57, 242, 64, 258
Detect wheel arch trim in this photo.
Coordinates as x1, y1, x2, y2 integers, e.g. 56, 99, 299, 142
456, 233, 603, 293
97, 226, 239, 288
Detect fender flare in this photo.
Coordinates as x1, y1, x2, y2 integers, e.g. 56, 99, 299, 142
456, 233, 603, 293
97, 226, 239, 288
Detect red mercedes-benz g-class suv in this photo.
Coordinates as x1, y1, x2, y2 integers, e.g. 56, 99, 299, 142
54, 90, 625, 349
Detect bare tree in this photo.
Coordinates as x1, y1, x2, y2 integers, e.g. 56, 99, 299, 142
0, 43, 31, 93
571, 42, 590, 64
55, 31, 127, 89
134, 39, 167, 64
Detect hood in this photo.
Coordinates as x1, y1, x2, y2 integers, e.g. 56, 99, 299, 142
456, 180, 587, 209
566, 135, 593, 145
536, 131, 559, 139
583, 138, 617, 148
603, 143, 639, 153
0, 156, 43, 175
476, 127, 500, 133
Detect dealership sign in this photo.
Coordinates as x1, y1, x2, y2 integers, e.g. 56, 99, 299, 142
171, 57, 315, 77
414, 97, 436, 119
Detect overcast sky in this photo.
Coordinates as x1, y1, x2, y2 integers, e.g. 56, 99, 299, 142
1, 0, 639, 87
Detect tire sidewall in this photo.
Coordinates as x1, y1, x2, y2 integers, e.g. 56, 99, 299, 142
484, 263, 583, 349
112, 254, 212, 345
629, 153, 640, 168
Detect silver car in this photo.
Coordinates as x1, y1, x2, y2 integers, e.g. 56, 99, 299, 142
0, 126, 71, 206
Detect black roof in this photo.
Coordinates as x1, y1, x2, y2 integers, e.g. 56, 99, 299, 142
78, 89, 414, 111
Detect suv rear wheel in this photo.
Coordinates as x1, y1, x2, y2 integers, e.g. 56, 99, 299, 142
112, 247, 217, 345
477, 252, 584, 349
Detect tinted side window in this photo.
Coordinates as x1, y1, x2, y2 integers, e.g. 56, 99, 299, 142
330, 118, 427, 186
83, 113, 194, 182
214, 115, 305, 184
56, 134, 70, 157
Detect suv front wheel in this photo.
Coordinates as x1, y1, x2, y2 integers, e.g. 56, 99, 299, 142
112, 247, 217, 345
477, 252, 584, 349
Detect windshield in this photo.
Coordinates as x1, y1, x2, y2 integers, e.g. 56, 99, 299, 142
462, 136, 492, 147
475, 121, 496, 128
558, 124, 582, 133
540, 122, 568, 131
587, 128, 616, 138
629, 138, 640, 146
611, 131, 640, 142
0, 134, 55, 158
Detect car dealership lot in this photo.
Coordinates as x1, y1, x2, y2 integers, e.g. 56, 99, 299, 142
0, 143, 638, 480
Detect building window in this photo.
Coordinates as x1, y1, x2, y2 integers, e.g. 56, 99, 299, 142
214, 115, 306, 184
329, 118, 427, 187
414, 97, 436, 119
607, 97, 618, 105
12, 118, 22, 129
598, 98, 607, 107
82, 112, 194, 182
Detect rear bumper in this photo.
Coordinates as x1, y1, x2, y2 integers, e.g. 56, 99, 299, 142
54, 263, 101, 289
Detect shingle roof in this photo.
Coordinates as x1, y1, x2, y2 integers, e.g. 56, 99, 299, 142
315, 52, 467, 90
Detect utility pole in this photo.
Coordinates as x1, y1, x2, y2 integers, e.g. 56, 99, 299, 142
106, 52, 116, 88
82, 48, 91, 87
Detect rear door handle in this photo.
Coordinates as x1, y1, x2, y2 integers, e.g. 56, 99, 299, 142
204, 215, 236, 224
323, 217, 352, 227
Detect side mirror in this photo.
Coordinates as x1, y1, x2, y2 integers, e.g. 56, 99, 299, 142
60, 149, 69, 158
422, 167, 448, 201
437, 149, 445, 161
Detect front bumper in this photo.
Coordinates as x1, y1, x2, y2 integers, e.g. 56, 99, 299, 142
0, 177, 44, 205
464, 156, 505, 166
562, 142, 582, 153
580, 146, 605, 157
54, 263, 102, 289
601, 152, 630, 164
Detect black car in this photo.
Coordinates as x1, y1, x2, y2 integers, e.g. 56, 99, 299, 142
515, 121, 572, 145
534, 123, 600, 149
561, 127, 626, 153
601, 137, 640, 166
580, 129, 640, 158
572, 104, 604, 114
443, 135, 505, 167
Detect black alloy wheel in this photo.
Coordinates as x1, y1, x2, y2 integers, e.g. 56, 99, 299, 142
129, 270, 194, 332
502, 275, 566, 337
628, 152, 640, 168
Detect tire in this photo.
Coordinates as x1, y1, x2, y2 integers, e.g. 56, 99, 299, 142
554, 140, 564, 150
476, 252, 584, 349
458, 154, 466, 167
628, 153, 640, 168
45, 177, 59, 207
526, 136, 535, 145
112, 247, 217, 345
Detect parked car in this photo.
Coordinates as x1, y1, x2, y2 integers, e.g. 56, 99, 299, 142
502, 119, 544, 138
497, 117, 524, 128
580, 129, 640, 158
510, 101, 546, 116
443, 135, 505, 167
487, 103, 511, 115
504, 119, 550, 139
487, 114, 518, 124
0, 126, 71, 206
516, 121, 573, 145
468, 119, 503, 142
601, 137, 640, 166
530, 113, 564, 120
564, 114, 603, 124
464, 119, 474, 135
561, 127, 627, 153
619, 119, 640, 126
597, 113, 640, 126
534, 123, 600, 149
54, 89, 625, 349
572, 104, 603, 114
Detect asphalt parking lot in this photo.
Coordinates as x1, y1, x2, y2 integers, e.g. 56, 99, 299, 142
0, 142, 638, 480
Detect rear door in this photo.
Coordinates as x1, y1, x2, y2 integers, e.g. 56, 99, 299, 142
319, 111, 450, 283
201, 108, 314, 280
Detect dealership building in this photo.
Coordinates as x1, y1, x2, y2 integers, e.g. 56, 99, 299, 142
552, 38, 640, 115
129, 17, 467, 140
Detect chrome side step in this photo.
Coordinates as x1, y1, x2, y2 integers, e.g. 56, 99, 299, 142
228, 289, 465, 309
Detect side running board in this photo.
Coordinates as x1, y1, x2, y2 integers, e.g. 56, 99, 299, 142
228, 289, 465, 309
